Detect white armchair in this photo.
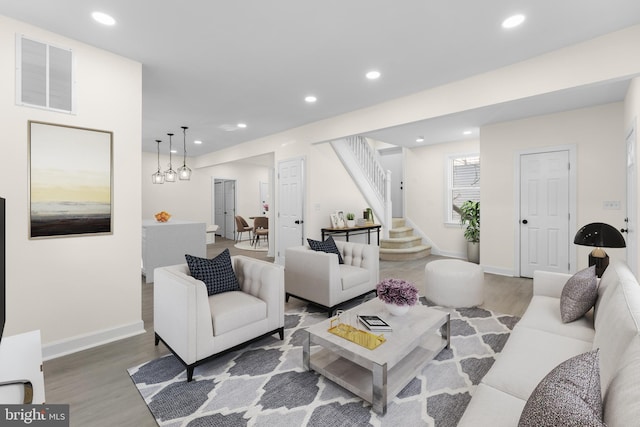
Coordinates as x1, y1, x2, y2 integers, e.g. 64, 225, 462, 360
154, 255, 284, 381
285, 240, 379, 316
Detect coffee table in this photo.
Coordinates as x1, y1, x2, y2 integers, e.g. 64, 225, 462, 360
303, 298, 450, 414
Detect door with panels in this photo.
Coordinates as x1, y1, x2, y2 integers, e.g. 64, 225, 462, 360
520, 150, 570, 278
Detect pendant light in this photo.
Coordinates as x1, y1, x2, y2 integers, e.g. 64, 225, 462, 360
152, 139, 165, 184
164, 133, 177, 182
178, 126, 192, 180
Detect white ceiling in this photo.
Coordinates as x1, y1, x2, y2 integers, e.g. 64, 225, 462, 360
2, 1, 640, 155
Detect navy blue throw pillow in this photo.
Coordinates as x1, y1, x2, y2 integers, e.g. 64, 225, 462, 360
307, 236, 344, 264
185, 249, 240, 296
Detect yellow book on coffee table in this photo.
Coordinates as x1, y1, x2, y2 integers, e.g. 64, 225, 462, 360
328, 320, 386, 350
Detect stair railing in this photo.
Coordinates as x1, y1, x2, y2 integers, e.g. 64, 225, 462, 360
330, 136, 392, 238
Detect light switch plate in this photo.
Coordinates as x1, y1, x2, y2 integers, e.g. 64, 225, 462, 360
603, 201, 621, 210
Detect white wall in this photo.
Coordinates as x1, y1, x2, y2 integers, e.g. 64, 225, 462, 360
202, 161, 271, 221
141, 152, 209, 223
0, 16, 143, 358
405, 139, 480, 258
142, 153, 271, 227
481, 103, 625, 275
184, 26, 640, 260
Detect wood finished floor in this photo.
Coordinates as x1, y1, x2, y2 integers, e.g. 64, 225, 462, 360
42, 238, 532, 427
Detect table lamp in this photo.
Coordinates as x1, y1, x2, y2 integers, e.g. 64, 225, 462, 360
573, 222, 626, 277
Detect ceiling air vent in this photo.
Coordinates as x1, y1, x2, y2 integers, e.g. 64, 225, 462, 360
16, 35, 75, 113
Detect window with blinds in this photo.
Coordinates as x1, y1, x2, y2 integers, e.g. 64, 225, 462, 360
447, 154, 480, 223
16, 35, 74, 113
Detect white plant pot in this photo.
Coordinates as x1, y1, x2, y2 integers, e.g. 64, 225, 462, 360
467, 241, 480, 264
384, 302, 410, 316
346, 220, 356, 228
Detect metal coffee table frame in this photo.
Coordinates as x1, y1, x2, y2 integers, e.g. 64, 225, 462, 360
303, 298, 450, 415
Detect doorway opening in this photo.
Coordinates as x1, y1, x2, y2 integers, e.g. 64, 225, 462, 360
213, 179, 236, 241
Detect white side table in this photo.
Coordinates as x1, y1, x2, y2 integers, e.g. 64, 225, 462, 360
0, 330, 45, 404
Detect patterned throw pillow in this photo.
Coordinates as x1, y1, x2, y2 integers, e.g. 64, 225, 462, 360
560, 265, 598, 323
518, 349, 605, 427
185, 249, 240, 296
307, 236, 344, 264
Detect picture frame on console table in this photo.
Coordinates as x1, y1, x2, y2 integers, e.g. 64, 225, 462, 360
28, 121, 113, 239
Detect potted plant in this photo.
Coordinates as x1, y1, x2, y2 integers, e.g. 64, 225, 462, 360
376, 278, 419, 316
346, 212, 356, 228
459, 200, 480, 264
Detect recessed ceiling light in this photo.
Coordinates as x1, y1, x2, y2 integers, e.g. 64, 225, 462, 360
416, 137, 425, 143
92, 11, 116, 26
502, 14, 525, 29
237, 123, 247, 128
366, 70, 381, 80
305, 95, 317, 103
463, 130, 472, 135
194, 140, 202, 145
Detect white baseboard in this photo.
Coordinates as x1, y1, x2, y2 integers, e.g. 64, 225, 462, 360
42, 321, 146, 361
482, 265, 516, 277
434, 249, 466, 259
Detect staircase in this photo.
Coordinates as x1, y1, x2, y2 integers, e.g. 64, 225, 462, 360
380, 218, 431, 261
331, 136, 392, 237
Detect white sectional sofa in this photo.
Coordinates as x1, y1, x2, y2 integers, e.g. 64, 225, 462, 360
459, 260, 640, 426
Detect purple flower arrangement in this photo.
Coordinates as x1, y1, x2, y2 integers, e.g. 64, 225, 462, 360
376, 279, 418, 306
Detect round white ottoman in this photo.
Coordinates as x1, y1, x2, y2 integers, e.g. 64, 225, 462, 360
424, 259, 484, 307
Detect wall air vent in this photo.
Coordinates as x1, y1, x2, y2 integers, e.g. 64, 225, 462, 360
16, 34, 75, 113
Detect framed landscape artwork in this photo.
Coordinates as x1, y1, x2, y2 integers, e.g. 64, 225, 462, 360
28, 121, 113, 239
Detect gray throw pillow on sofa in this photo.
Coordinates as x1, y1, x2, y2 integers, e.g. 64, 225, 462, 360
185, 249, 240, 296
560, 265, 597, 323
518, 349, 605, 427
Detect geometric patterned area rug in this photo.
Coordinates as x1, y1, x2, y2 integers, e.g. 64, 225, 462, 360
128, 300, 519, 427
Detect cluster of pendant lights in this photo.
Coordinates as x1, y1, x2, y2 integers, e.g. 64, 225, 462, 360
152, 126, 192, 184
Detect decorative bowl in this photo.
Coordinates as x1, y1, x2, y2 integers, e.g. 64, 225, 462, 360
154, 211, 171, 223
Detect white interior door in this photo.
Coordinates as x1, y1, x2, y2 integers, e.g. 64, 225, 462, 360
224, 180, 236, 240
626, 124, 637, 275
277, 157, 304, 264
213, 180, 224, 235
379, 147, 403, 218
520, 150, 570, 277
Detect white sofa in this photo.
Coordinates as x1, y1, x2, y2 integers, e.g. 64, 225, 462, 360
458, 260, 640, 426
154, 255, 284, 381
285, 240, 379, 316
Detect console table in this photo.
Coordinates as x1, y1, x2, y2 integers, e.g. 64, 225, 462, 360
321, 224, 381, 245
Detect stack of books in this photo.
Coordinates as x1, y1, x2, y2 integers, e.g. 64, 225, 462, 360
357, 315, 392, 332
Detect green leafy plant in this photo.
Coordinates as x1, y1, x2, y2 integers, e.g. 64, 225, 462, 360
346, 212, 355, 220
459, 200, 480, 243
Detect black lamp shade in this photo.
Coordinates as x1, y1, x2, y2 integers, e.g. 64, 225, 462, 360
573, 222, 626, 248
